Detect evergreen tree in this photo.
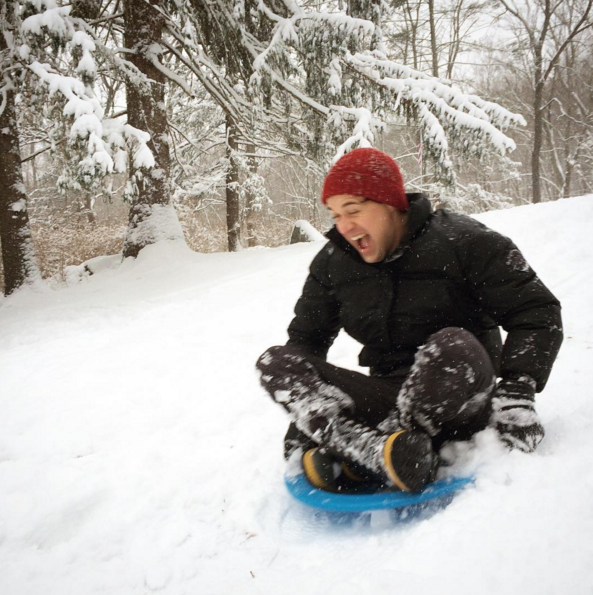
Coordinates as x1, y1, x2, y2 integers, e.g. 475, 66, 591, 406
0, 0, 40, 295
121, 0, 185, 259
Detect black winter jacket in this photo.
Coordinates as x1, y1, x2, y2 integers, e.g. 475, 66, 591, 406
287, 194, 563, 392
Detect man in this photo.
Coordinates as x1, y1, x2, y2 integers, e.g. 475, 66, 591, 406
257, 148, 563, 494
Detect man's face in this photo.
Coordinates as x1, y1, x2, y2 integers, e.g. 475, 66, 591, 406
326, 194, 408, 263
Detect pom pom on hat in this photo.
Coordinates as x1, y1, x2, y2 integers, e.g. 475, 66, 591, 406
321, 148, 408, 210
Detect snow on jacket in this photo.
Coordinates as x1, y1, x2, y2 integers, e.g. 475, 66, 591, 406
287, 193, 563, 392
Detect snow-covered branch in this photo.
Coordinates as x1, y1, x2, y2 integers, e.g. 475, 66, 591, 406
346, 51, 525, 161
12, 0, 157, 191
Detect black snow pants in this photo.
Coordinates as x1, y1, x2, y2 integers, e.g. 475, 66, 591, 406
257, 327, 496, 469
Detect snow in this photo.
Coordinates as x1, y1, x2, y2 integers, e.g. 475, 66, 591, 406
123, 204, 185, 248
1, 195, 593, 595
69, 113, 102, 139
327, 57, 342, 95
132, 143, 156, 170
121, 120, 155, 169
113, 149, 128, 174
70, 31, 96, 54
75, 53, 97, 78
347, 51, 521, 160
330, 106, 378, 159
21, 4, 71, 38
18, 44, 31, 60
18, 4, 154, 187
10, 199, 26, 211
292, 220, 325, 242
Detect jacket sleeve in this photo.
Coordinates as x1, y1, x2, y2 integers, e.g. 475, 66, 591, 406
456, 222, 563, 392
286, 246, 341, 359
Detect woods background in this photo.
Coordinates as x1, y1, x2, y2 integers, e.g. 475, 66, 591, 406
1, 0, 592, 295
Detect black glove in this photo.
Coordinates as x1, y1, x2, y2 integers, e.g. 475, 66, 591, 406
491, 375, 545, 453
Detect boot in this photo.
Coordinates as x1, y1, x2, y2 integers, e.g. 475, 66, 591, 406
302, 448, 376, 493
303, 428, 437, 494
382, 429, 438, 492
326, 418, 438, 493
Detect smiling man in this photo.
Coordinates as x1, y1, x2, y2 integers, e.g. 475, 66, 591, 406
326, 195, 408, 263
257, 148, 563, 494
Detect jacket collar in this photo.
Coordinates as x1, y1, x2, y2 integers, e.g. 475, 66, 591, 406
325, 193, 432, 263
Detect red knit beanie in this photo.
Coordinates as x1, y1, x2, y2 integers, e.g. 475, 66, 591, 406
321, 148, 408, 210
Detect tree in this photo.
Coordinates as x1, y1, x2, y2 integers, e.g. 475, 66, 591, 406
83, 0, 527, 252
1, 0, 172, 291
428, 0, 439, 76
499, 0, 593, 203
225, 114, 241, 251
176, 2, 523, 178
121, 0, 185, 258
3, 0, 536, 283
0, 0, 40, 295
543, 35, 593, 198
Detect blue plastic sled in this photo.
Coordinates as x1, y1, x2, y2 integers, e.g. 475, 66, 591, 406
285, 473, 474, 512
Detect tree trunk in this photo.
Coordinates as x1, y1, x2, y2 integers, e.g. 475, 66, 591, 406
82, 193, 96, 225
226, 114, 241, 252
122, 0, 181, 259
447, 0, 463, 79
428, 0, 439, 77
564, 146, 579, 199
531, 79, 544, 204
0, 3, 40, 295
30, 144, 37, 190
244, 142, 258, 248
405, 1, 419, 70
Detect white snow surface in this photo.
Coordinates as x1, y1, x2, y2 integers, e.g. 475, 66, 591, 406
1, 196, 593, 595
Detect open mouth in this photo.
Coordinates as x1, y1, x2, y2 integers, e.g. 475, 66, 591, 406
351, 234, 370, 252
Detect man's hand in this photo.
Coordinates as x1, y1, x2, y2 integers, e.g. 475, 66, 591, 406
491, 375, 545, 453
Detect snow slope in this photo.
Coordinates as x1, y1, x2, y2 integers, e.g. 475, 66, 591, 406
1, 196, 592, 595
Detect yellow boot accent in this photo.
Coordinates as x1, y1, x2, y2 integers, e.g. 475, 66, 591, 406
341, 462, 364, 482
302, 448, 330, 490
383, 430, 411, 492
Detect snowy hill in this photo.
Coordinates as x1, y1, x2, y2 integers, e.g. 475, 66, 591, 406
1, 196, 592, 595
